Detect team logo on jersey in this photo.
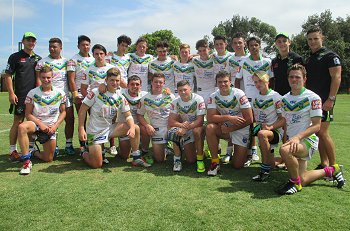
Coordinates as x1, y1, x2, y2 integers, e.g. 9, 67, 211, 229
87, 91, 95, 100
311, 99, 322, 110
333, 57, 340, 65
240, 95, 249, 105
198, 102, 205, 110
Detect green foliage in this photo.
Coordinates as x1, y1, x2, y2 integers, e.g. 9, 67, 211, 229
291, 10, 350, 91
211, 14, 277, 53
128, 29, 181, 56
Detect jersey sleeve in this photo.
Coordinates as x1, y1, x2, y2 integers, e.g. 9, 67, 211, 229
237, 90, 251, 109
273, 92, 283, 114
5, 53, 17, 75
67, 59, 77, 72
120, 95, 130, 113
326, 53, 341, 68
59, 90, 67, 105
137, 97, 146, 115
24, 89, 35, 105
235, 63, 243, 80
35, 59, 45, 72
82, 89, 97, 107
170, 100, 178, 114
196, 95, 206, 116
81, 69, 89, 85
206, 92, 217, 109
310, 94, 323, 118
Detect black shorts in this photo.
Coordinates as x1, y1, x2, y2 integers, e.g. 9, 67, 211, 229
321, 109, 334, 122
9, 103, 26, 116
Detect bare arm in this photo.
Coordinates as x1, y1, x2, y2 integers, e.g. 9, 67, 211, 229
78, 103, 90, 141
48, 104, 66, 135
223, 108, 253, 133
323, 66, 341, 111
81, 84, 88, 98
4, 73, 17, 105
262, 113, 285, 131
35, 71, 41, 86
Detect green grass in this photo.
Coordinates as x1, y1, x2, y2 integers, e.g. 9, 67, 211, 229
0, 92, 349, 230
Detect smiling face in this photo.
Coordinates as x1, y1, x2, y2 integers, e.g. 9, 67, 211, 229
217, 75, 231, 95
248, 40, 260, 57
214, 39, 227, 56
128, 79, 141, 95
288, 69, 306, 92
275, 37, 291, 53
49, 42, 62, 59
307, 31, 323, 53
22, 37, 36, 52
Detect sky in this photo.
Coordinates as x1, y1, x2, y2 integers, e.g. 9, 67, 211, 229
1, 0, 349, 71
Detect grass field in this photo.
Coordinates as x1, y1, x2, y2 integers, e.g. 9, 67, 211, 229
0, 92, 349, 231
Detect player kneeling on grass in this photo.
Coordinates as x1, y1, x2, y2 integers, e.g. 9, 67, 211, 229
276, 64, 345, 195
206, 71, 253, 176
250, 71, 285, 182
78, 68, 150, 168
17, 66, 66, 175
168, 80, 206, 172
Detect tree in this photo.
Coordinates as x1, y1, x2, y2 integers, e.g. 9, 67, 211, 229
291, 10, 350, 92
210, 14, 277, 53
128, 30, 181, 56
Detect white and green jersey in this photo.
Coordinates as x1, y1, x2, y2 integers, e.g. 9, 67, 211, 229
67, 53, 95, 97
252, 89, 282, 130
36, 56, 68, 94
281, 88, 322, 138
170, 93, 206, 123
227, 54, 248, 82
81, 63, 114, 91
128, 53, 154, 92
212, 51, 232, 76
116, 88, 148, 123
236, 55, 273, 98
207, 87, 251, 126
25, 86, 66, 126
83, 88, 130, 135
149, 57, 175, 92
137, 92, 175, 127
172, 61, 195, 94
192, 57, 215, 101
107, 52, 131, 82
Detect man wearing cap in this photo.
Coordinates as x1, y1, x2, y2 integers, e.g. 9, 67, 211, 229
305, 26, 342, 170
5, 32, 41, 162
271, 32, 303, 96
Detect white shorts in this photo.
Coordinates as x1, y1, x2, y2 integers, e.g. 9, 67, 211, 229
230, 125, 250, 148
152, 127, 168, 144
300, 134, 319, 161
87, 124, 116, 145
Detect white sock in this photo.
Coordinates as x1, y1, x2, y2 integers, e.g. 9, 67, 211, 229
10, 145, 17, 153
226, 146, 233, 155
174, 155, 181, 162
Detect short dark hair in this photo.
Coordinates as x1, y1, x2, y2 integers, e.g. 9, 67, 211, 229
92, 44, 107, 54
196, 39, 209, 50
247, 36, 261, 46
156, 40, 169, 49
215, 70, 231, 82
288, 64, 307, 78
49, 37, 62, 46
232, 32, 245, 40
306, 26, 323, 35
214, 35, 227, 43
128, 75, 142, 84
151, 72, 165, 81
78, 35, 91, 45
136, 37, 148, 45
177, 80, 190, 88
117, 35, 132, 45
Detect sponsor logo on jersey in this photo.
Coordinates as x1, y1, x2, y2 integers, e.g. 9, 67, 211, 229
275, 100, 281, 109
208, 97, 213, 104
25, 96, 32, 104
87, 91, 95, 100
311, 99, 322, 110
239, 95, 249, 105
198, 102, 205, 110
333, 57, 340, 65
20, 58, 26, 62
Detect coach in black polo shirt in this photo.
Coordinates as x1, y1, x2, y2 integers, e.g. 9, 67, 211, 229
5, 32, 41, 160
305, 26, 342, 169
271, 32, 303, 96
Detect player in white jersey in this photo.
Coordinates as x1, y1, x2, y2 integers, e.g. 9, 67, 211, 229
236, 36, 273, 163
168, 80, 206, 172
212, 35, 232, 77
276, 64, 345, 195
128, 37, 154, 92
35, 38, 75, 156
78, 68, 150, 168
17, 67, 66, 175
113, 75, 148, 160
137, 73, 176, 163
106, 35, 132, 87
149, 41, 175, 93
81, 44, 114, 97
250, 71, 285, 182
206, 71, 253, 176
173, 44, 195, 95
192, 39, 215, 103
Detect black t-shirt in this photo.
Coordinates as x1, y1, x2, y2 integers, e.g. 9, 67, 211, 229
305, 47, 341, 103
5, 50, 41, 102
271, 51, 304, 96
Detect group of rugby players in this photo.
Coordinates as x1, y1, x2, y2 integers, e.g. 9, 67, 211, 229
4, 26, 345, 195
